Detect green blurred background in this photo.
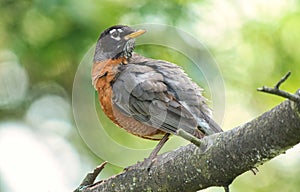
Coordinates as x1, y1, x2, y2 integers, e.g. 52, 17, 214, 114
0, 0, 300, 191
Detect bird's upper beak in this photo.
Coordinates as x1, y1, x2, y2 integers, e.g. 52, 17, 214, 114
124, 29, 146, 40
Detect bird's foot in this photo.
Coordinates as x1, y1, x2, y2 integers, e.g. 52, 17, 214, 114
140, 156, 156, 171
125, 133, 170, 172
124, 157, 155, 172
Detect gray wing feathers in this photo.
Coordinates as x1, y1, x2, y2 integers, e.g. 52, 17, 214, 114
112, 54, 223, 136
141, 58, 223, 134
112, 64, 198, 135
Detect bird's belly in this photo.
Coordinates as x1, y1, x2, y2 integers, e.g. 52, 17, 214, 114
112, 105, 165, 140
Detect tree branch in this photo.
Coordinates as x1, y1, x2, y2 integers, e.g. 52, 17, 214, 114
257, 71, 300, 102
76, 73, 300, 192
78, 99, 300, 192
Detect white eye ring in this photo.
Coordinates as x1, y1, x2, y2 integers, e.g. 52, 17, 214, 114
110, 29, 121, 41
109, 29, 116, 34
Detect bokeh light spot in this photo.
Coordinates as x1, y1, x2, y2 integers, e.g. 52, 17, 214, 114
0, 51, 28, 109
25, 95, 71, 135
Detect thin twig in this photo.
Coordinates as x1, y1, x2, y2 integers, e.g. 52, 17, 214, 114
177, 129, 202, 147
257, 72, 300, 103
74, 161, 108, 192
275, 71, 291, 89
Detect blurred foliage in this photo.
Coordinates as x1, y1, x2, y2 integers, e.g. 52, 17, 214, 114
0, 0, 300, 192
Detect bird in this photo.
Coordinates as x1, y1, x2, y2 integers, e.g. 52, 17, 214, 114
92, 25, 223, 165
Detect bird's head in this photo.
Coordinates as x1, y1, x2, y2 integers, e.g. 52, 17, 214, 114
94, 25, 146, 62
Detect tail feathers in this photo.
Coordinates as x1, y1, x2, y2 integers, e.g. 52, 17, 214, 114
205, 114, 223, 133
196, 112, 223, 137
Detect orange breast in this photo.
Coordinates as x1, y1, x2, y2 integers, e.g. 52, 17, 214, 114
93, 61, 164, 140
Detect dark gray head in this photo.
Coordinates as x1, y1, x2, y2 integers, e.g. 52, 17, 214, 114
94, 25, 146, 62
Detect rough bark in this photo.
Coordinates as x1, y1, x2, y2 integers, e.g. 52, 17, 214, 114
78, 96, 300, 192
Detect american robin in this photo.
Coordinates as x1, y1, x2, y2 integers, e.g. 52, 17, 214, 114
92, 25, 223, 163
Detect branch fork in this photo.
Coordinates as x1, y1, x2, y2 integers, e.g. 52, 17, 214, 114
257, 71, 300, 102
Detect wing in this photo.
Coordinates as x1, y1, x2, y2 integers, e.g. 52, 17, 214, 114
129, 53, 223, 135
112, 63, 199, 136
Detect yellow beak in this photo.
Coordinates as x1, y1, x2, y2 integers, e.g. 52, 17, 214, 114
124, 29, 146, 40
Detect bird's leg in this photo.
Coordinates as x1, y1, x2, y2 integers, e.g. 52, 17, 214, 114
148, 133, 170, 160
223, 185, 230, 192
141, 133, 170, 170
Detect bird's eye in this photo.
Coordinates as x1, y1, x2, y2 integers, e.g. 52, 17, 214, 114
109, 29, 121, 41
111, 31, 118, 38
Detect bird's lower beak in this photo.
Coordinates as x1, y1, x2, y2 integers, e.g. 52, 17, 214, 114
124, 29, 146, 40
